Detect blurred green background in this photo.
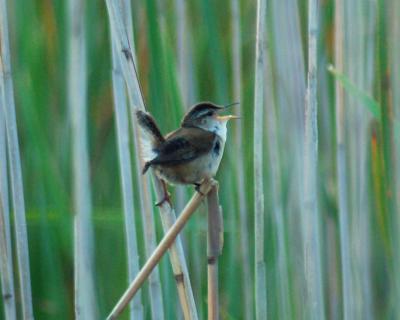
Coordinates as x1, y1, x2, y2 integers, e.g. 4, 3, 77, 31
1, 0, 399, 319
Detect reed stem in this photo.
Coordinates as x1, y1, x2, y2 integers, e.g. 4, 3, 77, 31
303, 0, 325, 318
68, 0, 97, 317
334, 1, 353, 319
254, 0, 267, 318
0, 178, 16, 319
230, 0, 253, 318
106, 180, 215, 320
207, 183, 223, 320
110, 1, 143, 318
0, 0, 34, 317
105, 1, 198, 318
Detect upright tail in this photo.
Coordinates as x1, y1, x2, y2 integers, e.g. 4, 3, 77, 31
136, 110, 164, 173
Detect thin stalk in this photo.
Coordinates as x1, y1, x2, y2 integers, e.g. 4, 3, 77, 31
344, 1, 375, 318
0, 0, 34, 318
389, 0, 400, 317
0, 140, 16, 320
67, 0, 97, 318
115, 1, 165, 318
175, 0, 189, 107
230, 0, 253, 318
174, 0, 190, 218
303, 0, 325, 319
270, 1, 306, 314
377, 0, 396, 316
110, 1, 143, 318
264, 28, 292, 320
254, 0, 267, 319
175, 0, 201, 314
106, 180, 215, 320
207, 184, 223, 320
334, 0, 353, 319
105, 2, 198, 319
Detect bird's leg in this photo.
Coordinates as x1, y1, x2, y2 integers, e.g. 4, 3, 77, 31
193, 182, 205, 196
155, 180, 172, 207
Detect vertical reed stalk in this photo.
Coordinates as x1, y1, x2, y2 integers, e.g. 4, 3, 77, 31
377, 0, 396, 317
207, 184, 223, 320
115, 2, 165, 318
175, 0, 189, 106
0, 0, 34, 318
230, 1, 253, 318
270, 1, 306, 313
334, 0, 353, 319
303, 0, 325, 319
0, 166, 16, 320
124, 30, 166, 320
254, 0, 267, 318
344, 1, 375, 318
68, 0, 97, 318
174, 0, 190, 227
0, 93, 16, 320
110, 1, 143, 318
389, 1, 400, 317
264, 28, 292, 320
105, 2, 198, 319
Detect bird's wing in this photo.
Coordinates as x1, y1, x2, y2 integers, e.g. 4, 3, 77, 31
149, 127, 216, 166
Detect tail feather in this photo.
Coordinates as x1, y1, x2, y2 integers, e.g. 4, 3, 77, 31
136, 110, 164, 144
136, 110, 164, 162
142, 161, 152, 174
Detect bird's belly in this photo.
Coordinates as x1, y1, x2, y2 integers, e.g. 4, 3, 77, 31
154, 140, 225, 185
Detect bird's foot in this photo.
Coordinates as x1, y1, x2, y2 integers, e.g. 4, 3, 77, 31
155, 191, 172, 207
155, 180, 172, 207
194, 183, 205, 196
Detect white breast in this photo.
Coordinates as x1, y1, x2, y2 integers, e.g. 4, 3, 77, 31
212, 121, 227, 142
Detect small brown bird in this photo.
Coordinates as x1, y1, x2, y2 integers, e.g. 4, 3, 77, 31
136, 101, 239, 205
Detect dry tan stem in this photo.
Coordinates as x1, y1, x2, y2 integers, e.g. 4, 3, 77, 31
207, 183, 223, 320
106, 179, 215, 320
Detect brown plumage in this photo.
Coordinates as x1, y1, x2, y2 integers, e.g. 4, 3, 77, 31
136, 102, 238, 188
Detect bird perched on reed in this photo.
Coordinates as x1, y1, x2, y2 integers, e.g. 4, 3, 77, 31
136, 101, 239, 205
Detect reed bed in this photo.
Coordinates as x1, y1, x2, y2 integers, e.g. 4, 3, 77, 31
1, 0, 400, 319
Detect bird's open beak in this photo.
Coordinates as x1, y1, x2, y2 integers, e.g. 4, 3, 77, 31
216, 114, 240, 121
216, 102, 240, 121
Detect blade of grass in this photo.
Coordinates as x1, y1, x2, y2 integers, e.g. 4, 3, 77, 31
0, 0, 34, 317
67, 0, 97, 317
254, 0, 267, 318
328, 65, 380, 119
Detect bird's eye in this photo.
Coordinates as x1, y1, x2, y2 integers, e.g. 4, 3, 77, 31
206, 111, 213, 116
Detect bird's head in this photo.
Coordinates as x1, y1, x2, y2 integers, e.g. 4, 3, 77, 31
181, 102, 239, 134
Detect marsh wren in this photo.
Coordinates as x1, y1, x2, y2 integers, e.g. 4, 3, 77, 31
136, 102, 239, 205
